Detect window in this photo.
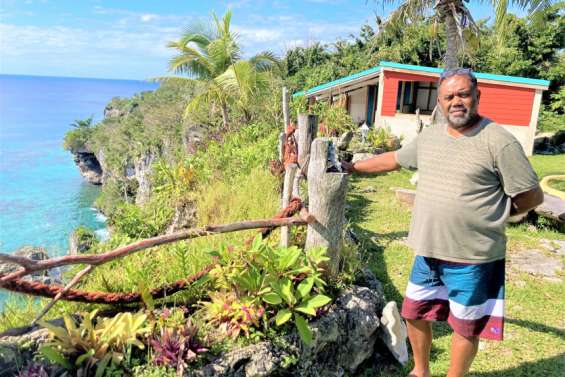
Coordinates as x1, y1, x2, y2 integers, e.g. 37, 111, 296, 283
415, 81, 437, 112
395, 80, 437, 114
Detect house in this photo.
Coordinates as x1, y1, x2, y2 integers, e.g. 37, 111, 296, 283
293, 61, 550, 155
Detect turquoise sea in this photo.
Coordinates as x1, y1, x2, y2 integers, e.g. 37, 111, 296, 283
0, 75, 159, 258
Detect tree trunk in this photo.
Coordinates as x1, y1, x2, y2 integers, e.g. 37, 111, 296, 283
297, 114, 318, 173
305, 138, 348, 279
221, 102, 230, 130
443, 10, 460, 69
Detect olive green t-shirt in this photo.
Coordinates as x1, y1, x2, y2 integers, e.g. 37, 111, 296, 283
395, 118, 539, 263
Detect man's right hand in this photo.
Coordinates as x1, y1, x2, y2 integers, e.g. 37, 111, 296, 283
340, 152, 401, 175
341, 161, 356, 174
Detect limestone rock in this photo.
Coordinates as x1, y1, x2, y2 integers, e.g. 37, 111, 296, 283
184, 123, 211, 154
68, 228, 96, 255
104, 100, 138, 119
134, 151, 158, 205
166, 199, 197, 234
379, 301, 408, 365
0, 279, 393, 376
190, 284, 387, 377
0, 318, 70, 376
73, 150, 103, 185
0, 246, 48, 277
192, 342, 287, 377
551, 130, 565, 146
534, 131, 565, 155
337, 131, 354, 151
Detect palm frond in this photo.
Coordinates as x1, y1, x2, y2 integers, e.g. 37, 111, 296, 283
249, 51, 282, 74
167, 47, 213, 78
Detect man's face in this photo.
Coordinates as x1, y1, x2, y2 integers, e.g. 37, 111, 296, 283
437, 75, 480, 130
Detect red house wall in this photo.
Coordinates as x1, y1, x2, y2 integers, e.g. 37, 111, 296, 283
381, 70, 535, 126
476, 83, 534, 126
381, 71, 435, 116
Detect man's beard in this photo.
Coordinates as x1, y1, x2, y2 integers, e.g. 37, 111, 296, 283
447, 103, 479, 130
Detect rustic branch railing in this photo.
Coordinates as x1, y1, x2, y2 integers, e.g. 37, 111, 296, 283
0, 214, 309, 282
0, 200, 311, 324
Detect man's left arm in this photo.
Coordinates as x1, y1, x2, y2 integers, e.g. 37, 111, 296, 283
510, 185, 544, 216
495, 141, 544, 216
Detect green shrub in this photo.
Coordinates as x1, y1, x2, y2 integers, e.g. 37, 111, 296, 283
367, 126, 402, 151
110, 201, 173, 239
39, 310, 150, 376
538, 106, 565, 133
198, 236, 332, 345
63, 117, 95, 153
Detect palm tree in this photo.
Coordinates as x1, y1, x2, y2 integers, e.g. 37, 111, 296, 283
70, 116, 94, 129
166, 10, 280, 129
376, 0, 556, 69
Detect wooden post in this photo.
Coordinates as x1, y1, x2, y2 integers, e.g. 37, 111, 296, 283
297, 114, 318, 174
280, 163, 298, 247
278, 132, 285, 162
282, 87, 290, 129
279, 87, 290, 163
305, 138, 348, 278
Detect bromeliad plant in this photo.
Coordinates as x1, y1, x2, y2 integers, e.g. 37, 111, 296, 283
200, 235, 332, 344
198, 291, 265, 339
150, 320, 208, 370
38, 310, 150, 377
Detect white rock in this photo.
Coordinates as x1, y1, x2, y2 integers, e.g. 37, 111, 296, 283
380, 301, 409, 365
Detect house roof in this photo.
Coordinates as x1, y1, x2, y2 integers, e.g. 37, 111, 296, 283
293, 60, 550, 98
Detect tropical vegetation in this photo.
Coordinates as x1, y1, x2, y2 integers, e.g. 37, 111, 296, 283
3, 6, 564, 377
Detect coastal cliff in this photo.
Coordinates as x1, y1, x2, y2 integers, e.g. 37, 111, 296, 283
63, 80, 207, 235
72, 147, 104, 185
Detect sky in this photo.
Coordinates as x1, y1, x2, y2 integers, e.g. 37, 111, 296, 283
0, 0, 523, 80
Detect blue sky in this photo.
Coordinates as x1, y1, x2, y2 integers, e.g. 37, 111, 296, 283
0, 0, 520, 80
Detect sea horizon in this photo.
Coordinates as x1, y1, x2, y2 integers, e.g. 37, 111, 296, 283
0, 72, 155, 83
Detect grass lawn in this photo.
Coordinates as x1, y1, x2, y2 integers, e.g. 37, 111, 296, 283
347, 154, 565, 377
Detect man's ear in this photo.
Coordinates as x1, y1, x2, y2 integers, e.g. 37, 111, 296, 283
476, 89, 481, 103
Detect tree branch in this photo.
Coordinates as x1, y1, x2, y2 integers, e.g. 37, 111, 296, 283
0, 216, 311, 282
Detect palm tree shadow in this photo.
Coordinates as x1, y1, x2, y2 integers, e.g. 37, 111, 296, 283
471, 353, 565, 377
505, 318, 565, 340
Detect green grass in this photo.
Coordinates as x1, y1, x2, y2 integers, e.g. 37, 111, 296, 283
530, 155, 565, 179
349, 155, 565, 377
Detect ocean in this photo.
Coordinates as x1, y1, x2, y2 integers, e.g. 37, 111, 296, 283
0, 74, 159, 258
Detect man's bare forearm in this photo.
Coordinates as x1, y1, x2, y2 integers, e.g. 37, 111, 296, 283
510, 185, 544, 215
343, 151, 401, 174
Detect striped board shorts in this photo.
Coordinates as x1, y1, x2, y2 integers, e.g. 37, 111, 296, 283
401, 256, 505, 341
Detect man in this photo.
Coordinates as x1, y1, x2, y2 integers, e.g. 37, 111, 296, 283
342, 68, 544, 377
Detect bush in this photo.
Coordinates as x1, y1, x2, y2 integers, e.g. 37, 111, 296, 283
63, 128, 92, 153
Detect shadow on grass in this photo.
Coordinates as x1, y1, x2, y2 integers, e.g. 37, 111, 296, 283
471, 353, 565, 377
506, 317, 565, 340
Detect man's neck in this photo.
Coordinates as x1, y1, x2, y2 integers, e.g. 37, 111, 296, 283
447, 116, 482, 138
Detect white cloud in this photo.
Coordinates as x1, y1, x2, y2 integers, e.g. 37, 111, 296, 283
0, 5, 370, 79
140, 14, 158, 23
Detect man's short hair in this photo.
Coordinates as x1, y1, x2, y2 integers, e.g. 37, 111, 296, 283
439, 67, 478, 90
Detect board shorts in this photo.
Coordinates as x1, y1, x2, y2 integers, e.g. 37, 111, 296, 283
401, 256, 505, 341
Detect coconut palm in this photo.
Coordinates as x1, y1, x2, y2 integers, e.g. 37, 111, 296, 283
166, 10, 280, 129
376, 0, 556, 69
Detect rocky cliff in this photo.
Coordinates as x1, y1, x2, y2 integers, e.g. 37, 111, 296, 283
72, 147, 104, 185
